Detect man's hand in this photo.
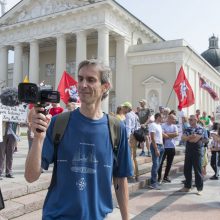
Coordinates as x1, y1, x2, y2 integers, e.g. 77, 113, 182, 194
31, 106, 52, 139
155, 148, 160, 157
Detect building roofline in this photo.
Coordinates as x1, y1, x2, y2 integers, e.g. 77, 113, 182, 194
112, 0, 165, 41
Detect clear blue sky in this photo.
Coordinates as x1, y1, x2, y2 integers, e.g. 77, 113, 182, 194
5, 0, 220, 54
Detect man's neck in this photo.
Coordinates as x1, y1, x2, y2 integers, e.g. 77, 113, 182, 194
79, 103, 103, 120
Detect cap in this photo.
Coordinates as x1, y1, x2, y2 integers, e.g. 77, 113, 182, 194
139, 99, 147, 104
122, 101, 132, 109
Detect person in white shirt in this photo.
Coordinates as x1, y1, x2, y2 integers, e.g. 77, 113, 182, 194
149, 113, 164, 189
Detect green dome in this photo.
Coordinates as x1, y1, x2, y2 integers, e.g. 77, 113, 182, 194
201, 35, 220, 68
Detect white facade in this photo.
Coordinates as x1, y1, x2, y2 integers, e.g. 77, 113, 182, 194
0, 0, 220, 114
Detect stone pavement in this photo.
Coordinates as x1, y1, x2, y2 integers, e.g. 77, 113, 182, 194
3, 133, 219, 219
109, 164, 220, 220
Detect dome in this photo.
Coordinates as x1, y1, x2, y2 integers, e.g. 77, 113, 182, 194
201, 35, 220, 69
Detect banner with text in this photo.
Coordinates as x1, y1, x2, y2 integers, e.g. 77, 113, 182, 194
0, 103, 28, 123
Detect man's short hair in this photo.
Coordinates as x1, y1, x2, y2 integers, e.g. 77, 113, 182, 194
155, 113, 161, 120
189, 114, 197, 121
78, 59, 112, 100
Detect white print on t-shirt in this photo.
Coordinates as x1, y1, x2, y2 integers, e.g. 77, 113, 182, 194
76, 178, 87, 191
71, 142, 98, 174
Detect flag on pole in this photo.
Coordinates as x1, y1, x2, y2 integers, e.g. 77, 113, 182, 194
173, 66, 195, 109
199, 76, 219, 101
23, 75, 29, 83
57, 71, 80, 104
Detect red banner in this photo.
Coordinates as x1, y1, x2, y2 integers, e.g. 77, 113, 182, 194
173, 66, 195, 109
57, 71, 80, 104
199, 76, 219, 101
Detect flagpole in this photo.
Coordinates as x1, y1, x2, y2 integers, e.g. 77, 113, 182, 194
165, 88, 174, 107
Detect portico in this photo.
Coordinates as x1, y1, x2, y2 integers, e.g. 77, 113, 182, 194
0, 0, 162, 112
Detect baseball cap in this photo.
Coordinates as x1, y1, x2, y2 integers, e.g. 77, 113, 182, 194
139, 99, 147, 104
122, 101, 132, 109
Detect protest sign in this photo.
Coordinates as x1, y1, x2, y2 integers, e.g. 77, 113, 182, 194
0, 103, 28, 123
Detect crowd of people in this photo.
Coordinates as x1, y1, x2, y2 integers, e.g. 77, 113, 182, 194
111, 101, 220, 195
0, 59, 219, 219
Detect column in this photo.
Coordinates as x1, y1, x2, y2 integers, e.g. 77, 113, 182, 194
75, 31, 87, 79
98, 27, 109, 113
29, 40, 39, 84
13, 43, 23, 87
0, 46, 8, 86
116, 36, 130, 107
55, 34, 66, 89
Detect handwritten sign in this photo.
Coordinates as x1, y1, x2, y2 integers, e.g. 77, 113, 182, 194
0, 103, 28, 123
0, 115, 2, 142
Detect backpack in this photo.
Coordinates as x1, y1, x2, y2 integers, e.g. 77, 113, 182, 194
49, 111, 121, 190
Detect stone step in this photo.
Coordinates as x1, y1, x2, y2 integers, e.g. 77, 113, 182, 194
0, 152, 184, 203
0, 158, 184, 220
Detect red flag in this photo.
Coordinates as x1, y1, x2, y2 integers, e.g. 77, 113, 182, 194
57, 71, 80, 104
199, 76, 219, 101
173, 66, 195, 109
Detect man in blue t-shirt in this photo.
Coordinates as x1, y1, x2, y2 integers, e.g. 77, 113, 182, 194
24, 60, 133, 220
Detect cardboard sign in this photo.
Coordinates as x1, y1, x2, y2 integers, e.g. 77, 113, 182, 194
0, 103, 28, 123
215, 105, 220, 123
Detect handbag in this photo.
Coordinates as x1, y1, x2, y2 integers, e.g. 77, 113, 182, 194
0, 188, 5, 210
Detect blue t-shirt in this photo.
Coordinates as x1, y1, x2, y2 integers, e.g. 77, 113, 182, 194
162, 123, 178, 148
41, 109, 133, 220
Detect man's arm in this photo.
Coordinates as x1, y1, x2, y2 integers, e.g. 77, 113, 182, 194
24, 107, 51, 183
150, 132, 160, 157
113, 177, 129, 220
166, 132, 179, 138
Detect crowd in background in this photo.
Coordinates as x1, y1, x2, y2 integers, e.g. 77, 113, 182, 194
1, 97, 219, 194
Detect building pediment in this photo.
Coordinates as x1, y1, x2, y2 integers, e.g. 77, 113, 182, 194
0, 0, 104, 25
142, 76, 164, 85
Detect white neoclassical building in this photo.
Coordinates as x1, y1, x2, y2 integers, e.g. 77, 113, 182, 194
0, 0, 220, 114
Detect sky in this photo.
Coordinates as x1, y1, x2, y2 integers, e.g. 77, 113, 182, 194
3, 0, 220, 54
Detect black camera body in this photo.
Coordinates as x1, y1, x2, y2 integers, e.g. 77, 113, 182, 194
18, 83, 60, 105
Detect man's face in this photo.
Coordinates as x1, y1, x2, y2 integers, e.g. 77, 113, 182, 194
202, 111, 207, 117
196, 110, 200, 115
77, 65, 109, 105
139, 101, 145, 108
159, 107, 164, 113
168, 115, 176, 125
189, 116, 197, 126
156, 115, 162, 123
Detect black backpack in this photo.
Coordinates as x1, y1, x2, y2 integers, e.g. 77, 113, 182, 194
49, 111, 121, 190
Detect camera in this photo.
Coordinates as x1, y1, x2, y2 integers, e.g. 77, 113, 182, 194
18, 82, 60, 133
18, 83, 60, 105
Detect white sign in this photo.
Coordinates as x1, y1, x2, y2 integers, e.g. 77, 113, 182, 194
0, 103, 28, 123
215, 105, 220, 123
0, 115, 2, 142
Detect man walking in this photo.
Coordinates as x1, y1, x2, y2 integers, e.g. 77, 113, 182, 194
181, 115, 208, 195
158, 114, 178, 183
149, 113, 164, 189
122, 101, 140, 181
25, 60, 133, 220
